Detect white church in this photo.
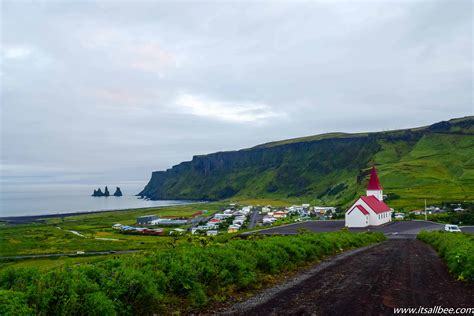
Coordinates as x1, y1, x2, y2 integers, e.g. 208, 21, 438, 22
345, 165, 392, 227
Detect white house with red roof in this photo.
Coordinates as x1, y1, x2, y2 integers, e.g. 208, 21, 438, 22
345, 166, 392, 227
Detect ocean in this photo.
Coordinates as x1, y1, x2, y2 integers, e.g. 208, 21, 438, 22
0, 182, 190, 217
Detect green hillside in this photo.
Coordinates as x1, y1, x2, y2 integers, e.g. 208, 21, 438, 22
139, 117, 474, 209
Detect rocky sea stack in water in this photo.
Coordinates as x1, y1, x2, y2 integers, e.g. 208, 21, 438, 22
92, 186, 122, 197
92, 188, 104, 197
113, 187, 123, 197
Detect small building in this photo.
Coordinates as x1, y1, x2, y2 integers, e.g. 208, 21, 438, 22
262, 216, 276, 225
228, 224, 241, 231
273, 211, 288, 218
205, 223, 219, 229
228, 227, 238, 233
345, 166, 392, 228
151, 218, 188, 226
112, 223, 123, 230
241, 206, 252, 213
170, 228, 186, 235
137, 215, 158, 225
261, 206, 271, 213
206, 230, 218, 236
313, 206, 336, 215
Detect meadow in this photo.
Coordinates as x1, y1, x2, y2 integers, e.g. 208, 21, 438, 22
0, 202, 226, 258
0, 231, 385, 315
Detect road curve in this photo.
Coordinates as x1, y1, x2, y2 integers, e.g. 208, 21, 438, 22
222, 239, 474, 315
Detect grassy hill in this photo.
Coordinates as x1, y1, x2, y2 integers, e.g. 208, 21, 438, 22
139, 117, 474, 209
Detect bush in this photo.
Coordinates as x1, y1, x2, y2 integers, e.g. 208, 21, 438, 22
0, 231, 385, 314
0, 289, 34, 315
418, 231, 474, 282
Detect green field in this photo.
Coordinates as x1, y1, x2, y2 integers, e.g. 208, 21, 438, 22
0, 203, 226, 259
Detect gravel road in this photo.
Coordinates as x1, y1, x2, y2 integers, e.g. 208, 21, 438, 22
221, 239, 474, 315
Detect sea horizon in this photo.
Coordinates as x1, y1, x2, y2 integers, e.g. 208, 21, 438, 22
0, 182, 191, 217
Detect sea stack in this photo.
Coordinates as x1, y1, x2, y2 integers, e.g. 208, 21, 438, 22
113, 187, 123, 197
92, 188, 104, 197
104, 186, 110, 197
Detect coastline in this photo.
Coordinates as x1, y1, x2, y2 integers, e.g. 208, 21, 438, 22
0, 201, 208, 224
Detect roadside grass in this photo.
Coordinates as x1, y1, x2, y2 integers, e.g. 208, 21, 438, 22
0, 253, 135, 272
0, 231, 385, 315
417, 231, 474, 282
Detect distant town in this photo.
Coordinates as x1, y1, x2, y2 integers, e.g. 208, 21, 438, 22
111, 203, 337, 236
109, 200, 468, 237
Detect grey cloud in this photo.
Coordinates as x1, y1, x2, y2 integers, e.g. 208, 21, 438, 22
1, 0, 472, 188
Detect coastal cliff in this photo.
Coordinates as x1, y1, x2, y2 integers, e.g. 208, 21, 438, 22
139, 117, 474, 208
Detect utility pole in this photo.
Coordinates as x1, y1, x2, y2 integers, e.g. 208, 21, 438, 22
424, 198, 427, 221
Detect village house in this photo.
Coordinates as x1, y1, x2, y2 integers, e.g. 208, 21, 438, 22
394, 212, 405, 219
227, 227, 239, 233
345, 165, 392, 227
112, 223, 123, 230
262, 216, 276, 225
261, 206, 271, 213
313, 206, 336, 215
136, 215, 158, 225
410, 210, 423, 216
272, 211, 288, 218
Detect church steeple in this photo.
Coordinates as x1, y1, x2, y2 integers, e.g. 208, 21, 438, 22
366, 165, 383, 201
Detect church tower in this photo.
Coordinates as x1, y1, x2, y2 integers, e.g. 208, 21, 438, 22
366, 165, 383, 201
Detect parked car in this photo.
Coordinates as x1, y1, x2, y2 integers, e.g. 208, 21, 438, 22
444, 224, 461, 232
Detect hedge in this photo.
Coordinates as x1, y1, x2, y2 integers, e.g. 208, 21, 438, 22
417, 230, 474, 282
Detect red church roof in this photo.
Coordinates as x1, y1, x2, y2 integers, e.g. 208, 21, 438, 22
360, 195, 391, 214
354, 205, 369, 215
367, 165, 383, 190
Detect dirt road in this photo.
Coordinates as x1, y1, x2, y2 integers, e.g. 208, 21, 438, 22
224, 240, 474, 315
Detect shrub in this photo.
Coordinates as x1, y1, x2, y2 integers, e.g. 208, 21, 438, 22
418, 231, 474, 282
0, 289, 34, 315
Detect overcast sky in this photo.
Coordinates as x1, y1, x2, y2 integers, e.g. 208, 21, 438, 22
1, 0, 472, 189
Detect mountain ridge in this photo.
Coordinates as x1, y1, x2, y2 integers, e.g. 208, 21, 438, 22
139, 116, 474, 209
